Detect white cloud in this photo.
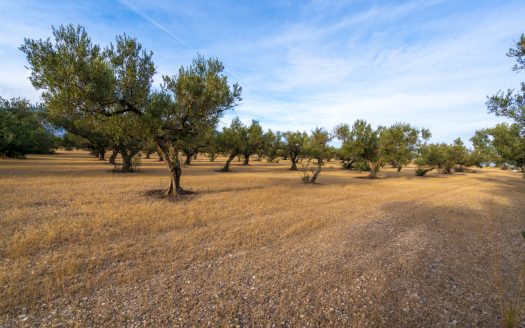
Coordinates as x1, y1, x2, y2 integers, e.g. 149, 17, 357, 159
213, 0, 525, 144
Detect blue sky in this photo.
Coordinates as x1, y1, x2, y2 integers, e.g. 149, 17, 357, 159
0, 0, 524, 144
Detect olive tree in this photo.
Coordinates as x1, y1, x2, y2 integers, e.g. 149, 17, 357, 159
181, 127, 214, 165
430, 140, 467, 174
336, 120, 428, 178
380, 123, 431, 172
283, 131, 309, 170
61, 132, 89, 151
146, 57, 241, 195
415, 139, 469, 175
302, 128, 331, 183
102, 35, 153, 171
45, 104, 112, 160
414, 143, 447, 176
203, 130, 221, 162
447, 138, 469, 172
0, 97, 57, 157
216, 117, 245, 172
142, 139, 157, 159
261, 129, 283, 163
20, 25, 154, 172
473, 123, 525, 170
334, 120, 382, 178
333, 123, 356, 169
22, 25, 241, 193
240, 120, 263, 165
471, 129, 498, 166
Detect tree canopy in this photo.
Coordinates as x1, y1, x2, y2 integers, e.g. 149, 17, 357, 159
283, 131, 309, 170
487, 33, 525, 130
216, 117, 245, 172
473, 123, 525, 170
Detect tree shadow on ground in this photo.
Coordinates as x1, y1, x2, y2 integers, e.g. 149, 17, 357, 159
368, 195, 525, 327
143, 189, 199, 202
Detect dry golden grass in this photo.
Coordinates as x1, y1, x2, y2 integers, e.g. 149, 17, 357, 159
0, 150, 524, 326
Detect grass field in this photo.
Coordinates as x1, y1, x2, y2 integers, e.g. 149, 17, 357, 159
1, 150, 524, 327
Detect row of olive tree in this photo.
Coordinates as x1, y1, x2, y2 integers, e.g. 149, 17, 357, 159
205, 117, 478, 180
17, 25, 525, 194
212, 118, 315, 172
197, 117, 503, 178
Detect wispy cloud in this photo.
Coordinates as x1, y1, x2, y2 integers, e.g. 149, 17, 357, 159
0, 0, 523, 145
212, 0, 525, 143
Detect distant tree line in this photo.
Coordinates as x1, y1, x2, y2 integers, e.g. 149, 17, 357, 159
3, 26, 523, 195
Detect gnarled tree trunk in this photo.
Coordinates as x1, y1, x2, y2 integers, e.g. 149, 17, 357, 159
184, 153, 192, 165
342, 159, 354, 170
367, 160, 382, 178
167, 164, 182, 195
221, 152, 237, 172
290, 154, 298, 170
302, 162, 322, 183
309, 166, 321, 183
157, 140, 185, 196
416, 167, 434, 176
119, 145, 134, 173
243, 153, 250, 165
209, 153, 218, 162
108, 149, 118, 165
